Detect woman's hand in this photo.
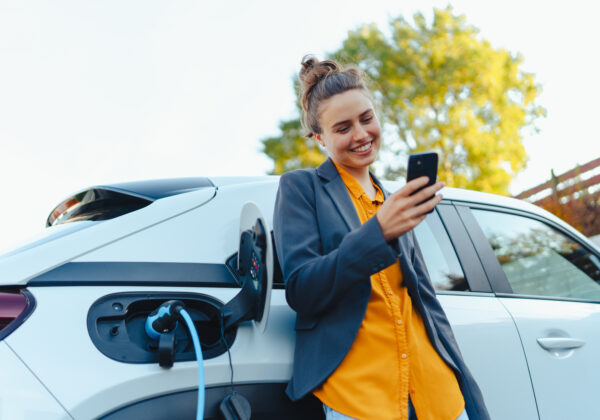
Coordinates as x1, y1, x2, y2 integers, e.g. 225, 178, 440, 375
376, 177, 444, 241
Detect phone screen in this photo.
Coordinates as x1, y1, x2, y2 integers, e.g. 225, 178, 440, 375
407, 152, 439, 211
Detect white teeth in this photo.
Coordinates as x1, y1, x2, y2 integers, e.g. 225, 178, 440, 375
353, 142, 371, 152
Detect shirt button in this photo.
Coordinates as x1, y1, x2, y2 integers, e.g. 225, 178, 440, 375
397, 320, 403, 325
388, 291, 393, 295
368, 209, 373, 213
401, 354, 407, 359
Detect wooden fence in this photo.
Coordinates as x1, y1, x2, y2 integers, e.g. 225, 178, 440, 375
515, 157, 600, 206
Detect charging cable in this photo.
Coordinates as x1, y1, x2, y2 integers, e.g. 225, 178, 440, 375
179, 307, 204, 419
145, 300, 205, 420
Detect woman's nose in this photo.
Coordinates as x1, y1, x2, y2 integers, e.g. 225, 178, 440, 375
353, 123, 368, 140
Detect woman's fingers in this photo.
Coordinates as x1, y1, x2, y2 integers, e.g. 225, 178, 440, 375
415, 192, 443, 213
394, 178, 444, 199
409, 181, 445, 205
396, 177, 430, 197
377, 179, 445, 241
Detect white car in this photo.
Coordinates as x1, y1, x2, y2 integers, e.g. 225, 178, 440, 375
1, 176, 600, 420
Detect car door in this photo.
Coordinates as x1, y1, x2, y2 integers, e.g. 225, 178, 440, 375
458, 203, 600, 420
413, 204, 538, 420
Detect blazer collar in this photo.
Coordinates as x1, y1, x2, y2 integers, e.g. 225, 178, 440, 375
317, 159, 360, 230
316, 158, 389, 195
315, 157, 340, 181
316, 158, 390, 230
317, 159, 410, 264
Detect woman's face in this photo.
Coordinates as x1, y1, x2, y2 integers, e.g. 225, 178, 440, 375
315, 89, 381, 178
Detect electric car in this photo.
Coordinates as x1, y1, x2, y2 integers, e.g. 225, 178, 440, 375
1, 176, 600, 420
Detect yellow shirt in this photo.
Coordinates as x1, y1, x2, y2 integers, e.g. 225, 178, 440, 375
313, 164, 465, 420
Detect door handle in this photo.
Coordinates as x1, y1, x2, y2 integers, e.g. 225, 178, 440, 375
537, 337, 585, 351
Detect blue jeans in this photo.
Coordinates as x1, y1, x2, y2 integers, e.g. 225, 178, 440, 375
322, 404, 357, 420
322, 403, 469, 420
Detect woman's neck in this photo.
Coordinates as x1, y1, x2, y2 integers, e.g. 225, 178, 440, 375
339, 164, 376, 200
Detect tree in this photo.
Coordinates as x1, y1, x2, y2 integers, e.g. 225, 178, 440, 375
262, 7, 545, 195
262, 118, 326, 174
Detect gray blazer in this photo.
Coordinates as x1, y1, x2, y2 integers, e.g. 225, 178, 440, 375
273, 158, 490, 419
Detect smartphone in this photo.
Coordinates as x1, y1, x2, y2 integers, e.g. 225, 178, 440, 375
407, 152, 439, 212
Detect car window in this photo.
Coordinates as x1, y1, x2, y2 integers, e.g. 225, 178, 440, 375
414, 212, 468, 292
472, 209, 600, 300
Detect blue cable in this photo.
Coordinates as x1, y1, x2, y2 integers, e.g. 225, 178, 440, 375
179, 308, 205, 420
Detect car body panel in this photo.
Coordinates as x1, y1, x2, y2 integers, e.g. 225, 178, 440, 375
437, 294, 539, 419
5, 286, 295, 419
452, 199, 600, 420
72, 182, 278, 264
0, 342, 71, 420
0, 188, 216, 284
499, 297, 600, 420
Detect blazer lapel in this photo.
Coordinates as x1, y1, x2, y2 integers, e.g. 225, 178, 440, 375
317, 159, 361, 231
317, 161, 412, 272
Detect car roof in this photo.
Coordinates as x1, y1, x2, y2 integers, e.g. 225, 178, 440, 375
210, 175, 549, 216
211, 176, 588, 244
44, 174, 572, 232
51, 174, 546, 216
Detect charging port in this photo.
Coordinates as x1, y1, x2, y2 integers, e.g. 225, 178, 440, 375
87, 292, 236, 364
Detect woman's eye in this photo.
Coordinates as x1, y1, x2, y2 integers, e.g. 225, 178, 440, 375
362, 117, 373, 123
337, 127, 349, 133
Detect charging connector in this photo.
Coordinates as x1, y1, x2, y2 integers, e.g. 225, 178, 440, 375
145, 300, 205, 420
145, 300, 184, 340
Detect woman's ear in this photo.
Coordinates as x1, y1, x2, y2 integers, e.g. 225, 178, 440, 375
314, 133, 325, 148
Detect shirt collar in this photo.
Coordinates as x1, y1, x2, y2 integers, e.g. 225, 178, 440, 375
333, 162, 384, 203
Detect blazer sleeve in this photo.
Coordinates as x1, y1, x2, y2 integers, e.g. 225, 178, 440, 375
273, 170, 399, 317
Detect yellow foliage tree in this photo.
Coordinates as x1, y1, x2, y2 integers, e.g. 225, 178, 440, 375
262, 118, 326, 174
262, 7, 545, 194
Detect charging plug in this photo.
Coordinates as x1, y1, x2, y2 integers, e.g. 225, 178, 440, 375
145, 300, 185, 341
145, 300, 206, 420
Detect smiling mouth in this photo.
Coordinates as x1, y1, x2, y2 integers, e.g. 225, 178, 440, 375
351, 141, 373, 153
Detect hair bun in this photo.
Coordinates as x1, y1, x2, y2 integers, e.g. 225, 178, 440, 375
298, 55, 368, 138
299, 56, 341, 92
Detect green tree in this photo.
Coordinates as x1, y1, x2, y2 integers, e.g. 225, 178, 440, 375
262, 118, 326, 174
262, 7, 545, 194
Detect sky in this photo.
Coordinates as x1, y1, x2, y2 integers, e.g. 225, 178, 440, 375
1, 0, 599, 251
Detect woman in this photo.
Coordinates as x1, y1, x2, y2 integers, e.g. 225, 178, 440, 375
272, 56, 489, 420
